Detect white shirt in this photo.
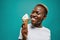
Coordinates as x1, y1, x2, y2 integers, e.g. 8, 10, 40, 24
18, 23, 51, 40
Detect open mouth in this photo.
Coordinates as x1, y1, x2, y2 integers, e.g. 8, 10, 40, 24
31, 18, 37, 23
30, 15, 38, 23
31, 18, 36, 21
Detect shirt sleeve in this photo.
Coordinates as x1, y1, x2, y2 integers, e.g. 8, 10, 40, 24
18, 28, 22, 39
48, 29, 51, 40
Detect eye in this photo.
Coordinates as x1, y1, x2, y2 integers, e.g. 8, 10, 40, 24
32, 11, 35, 13
36, 11, 40, 15
36, 11, 38, 14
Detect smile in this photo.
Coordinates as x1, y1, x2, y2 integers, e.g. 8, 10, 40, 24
31, 18, 36, 21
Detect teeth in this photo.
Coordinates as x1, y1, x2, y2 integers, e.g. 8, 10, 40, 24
31, 18, 35, 20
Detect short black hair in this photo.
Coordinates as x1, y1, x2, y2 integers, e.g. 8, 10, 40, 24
35, 4, 48, 16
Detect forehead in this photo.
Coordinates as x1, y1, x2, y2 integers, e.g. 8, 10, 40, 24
33, 6, 45, 13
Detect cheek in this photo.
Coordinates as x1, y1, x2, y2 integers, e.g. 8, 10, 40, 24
38, 15, 42, 19
37, 15, 43, 20
38, 15, 41, 17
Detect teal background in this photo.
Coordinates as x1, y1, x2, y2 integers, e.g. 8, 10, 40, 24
0, 0, 60, 40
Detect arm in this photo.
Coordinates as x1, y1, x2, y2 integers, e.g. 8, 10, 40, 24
21, 23, 28, 40
19, 23, 28, 40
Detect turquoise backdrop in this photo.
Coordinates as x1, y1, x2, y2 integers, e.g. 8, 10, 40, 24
0, 0, 60, 40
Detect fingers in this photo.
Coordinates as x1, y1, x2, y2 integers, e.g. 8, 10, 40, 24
21, 23, 25, 27
21, 23, 28, 39
22, 23, 27, 29
22, 29, 28, 35
21, 27, 28, 39
22, 24, 28, 35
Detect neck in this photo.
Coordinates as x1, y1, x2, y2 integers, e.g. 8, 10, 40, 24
32, 23, 42, 28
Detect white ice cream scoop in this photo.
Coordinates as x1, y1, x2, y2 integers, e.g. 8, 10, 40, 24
22, 13, 29, 22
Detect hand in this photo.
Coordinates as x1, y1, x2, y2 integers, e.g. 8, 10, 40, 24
21, 20, 28, 40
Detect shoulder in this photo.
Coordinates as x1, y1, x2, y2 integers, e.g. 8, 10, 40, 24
43, 26, 51, 36
43, 26, 50, 33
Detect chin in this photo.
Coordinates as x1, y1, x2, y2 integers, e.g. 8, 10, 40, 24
31, 22, 36, 25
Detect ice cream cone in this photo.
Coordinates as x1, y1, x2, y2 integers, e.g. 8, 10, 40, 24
22, 13, 29, 28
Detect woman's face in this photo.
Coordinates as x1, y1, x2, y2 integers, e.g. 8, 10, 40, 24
30, 6, 46, 25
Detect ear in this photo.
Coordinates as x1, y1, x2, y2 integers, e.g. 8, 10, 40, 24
43, 16, 46, 20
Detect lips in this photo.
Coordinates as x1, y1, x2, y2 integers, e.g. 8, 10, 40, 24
31, 17, 38, 23
31, 18, 38, 24
31, 18, 36, 21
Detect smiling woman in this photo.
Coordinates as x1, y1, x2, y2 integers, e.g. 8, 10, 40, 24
30, 4, 48, 27
18, 4, 51, 40
0, 0, 60, 40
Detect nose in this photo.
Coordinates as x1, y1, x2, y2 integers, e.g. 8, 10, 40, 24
31, 13, 37, 18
